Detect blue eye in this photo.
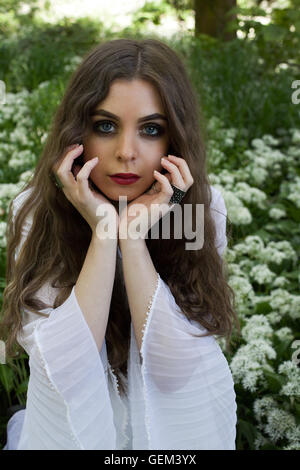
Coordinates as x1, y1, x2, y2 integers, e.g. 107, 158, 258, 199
93, 120, 164, 138
144, 125, 161, 136
98, 122, 113, 132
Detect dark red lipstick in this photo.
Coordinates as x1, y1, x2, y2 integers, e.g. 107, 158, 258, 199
110, 173, 140, 185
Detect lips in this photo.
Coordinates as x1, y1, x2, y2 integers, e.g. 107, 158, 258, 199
111, 173, 139, 178
109, 174, 140, 185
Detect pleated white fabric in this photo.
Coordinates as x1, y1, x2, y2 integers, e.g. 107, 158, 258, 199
3, 185, 236, 450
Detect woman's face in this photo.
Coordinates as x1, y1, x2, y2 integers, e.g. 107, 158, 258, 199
82, 79, 170, 208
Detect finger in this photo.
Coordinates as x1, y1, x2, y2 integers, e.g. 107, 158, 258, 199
56, 145, 84, 187
76, 157, 99, 195
161, 157, 185, 188
153, 170, 173, 201
65, 143, 80, 154
52, 144, 80, 172
166, 155, 194, 185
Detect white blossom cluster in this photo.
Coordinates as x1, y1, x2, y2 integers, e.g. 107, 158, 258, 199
0, 89, 36, 172
207, 121, 299, 449
280, 176, 300, 209
63, 55, 83, 73
233, 235, 297, 266
253, 396, 300, 449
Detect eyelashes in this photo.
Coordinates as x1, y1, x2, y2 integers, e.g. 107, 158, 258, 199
92, 120, 165, 138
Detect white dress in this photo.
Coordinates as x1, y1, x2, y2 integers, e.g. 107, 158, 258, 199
3, 185, 237, 450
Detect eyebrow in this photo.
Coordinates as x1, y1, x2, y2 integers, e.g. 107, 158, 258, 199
90, 108, 168, 123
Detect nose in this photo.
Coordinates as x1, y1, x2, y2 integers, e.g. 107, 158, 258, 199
115, 132, 137, 162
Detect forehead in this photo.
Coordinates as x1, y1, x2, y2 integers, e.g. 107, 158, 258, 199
97, 79, 164, 114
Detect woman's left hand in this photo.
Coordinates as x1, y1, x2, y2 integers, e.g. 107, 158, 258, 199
118, 154, 194, 243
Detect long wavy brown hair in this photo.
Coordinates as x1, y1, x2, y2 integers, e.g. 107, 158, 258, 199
0, 37, 240, 397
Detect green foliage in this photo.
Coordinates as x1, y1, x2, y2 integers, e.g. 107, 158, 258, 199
0, 17, 104, 92
231, 0, 300, 70
177, 35, 299, 140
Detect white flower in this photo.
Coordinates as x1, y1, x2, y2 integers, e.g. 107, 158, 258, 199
260, 241, 297, 265
278, 360, 300, 397
254, 396, 299, 446
230, 340, 276, 392
228, 263, 245, 277
275, 327, 293, 342
250, 165, 268, 185
38, 81, 50, 89
283, 443, 300, 450
266, 311, 284, 325
207, 116, 224, 132
208, 146, 225, 165
234, 235, 264, 258
269, 207, 286, 219
250, 264, 276, 285
9, 126, 30, 146
253, 396, 277, 419
230, 205, 252, 225
8, 149, 36, 170
234, 182, 267, 209
251, 138, 265, 150
264, 408, 296, 443
269, 289, 292, 316
254, 432, 269, 450
285, 425, 300, 448
273, 276, 289, 288
224, 137, 234, 147
262, 134, 280, 146
286, 177, 300, 208
0, 221, 7, 248
0, 183, 24, 200
291, 128, 300, 145
241, 315, 273, 343
224, 248, 236, 263
289, 295, 300, 320
217, 170, 236, 186
228, 275, 254, 298
287, 146, 300, 158
19, 170, 34, 183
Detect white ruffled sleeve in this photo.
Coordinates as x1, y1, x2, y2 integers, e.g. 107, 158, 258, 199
10, 191, 117, 450
137, 186, 237, 450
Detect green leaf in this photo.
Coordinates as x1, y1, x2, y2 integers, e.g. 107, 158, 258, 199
255, 301, 272, 314
237, 419, 257, 448
262, 368, 286, 393
0, 364, 15, 395
14, 379, 28, 396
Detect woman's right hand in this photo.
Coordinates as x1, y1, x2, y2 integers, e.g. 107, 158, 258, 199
52, 143, 119, 240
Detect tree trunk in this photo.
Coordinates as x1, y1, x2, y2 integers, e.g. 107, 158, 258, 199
194, 0, 237, 41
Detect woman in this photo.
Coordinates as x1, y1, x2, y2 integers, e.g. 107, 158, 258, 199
1, 37, 240, 450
